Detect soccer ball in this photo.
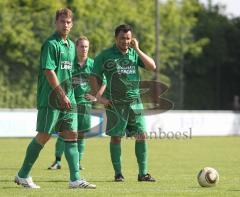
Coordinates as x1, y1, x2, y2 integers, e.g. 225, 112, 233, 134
197, 167, 219, 187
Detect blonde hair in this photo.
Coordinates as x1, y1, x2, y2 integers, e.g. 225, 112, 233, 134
76, 36, 89, 46
55, 8, 73, 21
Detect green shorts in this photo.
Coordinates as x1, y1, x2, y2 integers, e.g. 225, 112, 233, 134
106, 98, 146, 137
36, 107, 78, 134
77, 103, 92, 132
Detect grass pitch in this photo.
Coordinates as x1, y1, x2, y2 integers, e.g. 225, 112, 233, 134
0, 136, 240, 197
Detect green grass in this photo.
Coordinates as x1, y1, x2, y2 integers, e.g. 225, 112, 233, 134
0, 136, 240, 197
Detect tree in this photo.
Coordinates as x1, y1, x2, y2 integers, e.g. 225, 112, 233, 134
159, 0, 208, 109
0, 0, 214, 109
0, 0, 64, 107
184, 3, 240, 109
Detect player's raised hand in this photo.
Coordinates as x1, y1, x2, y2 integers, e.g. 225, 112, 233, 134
130, 38, 139, 50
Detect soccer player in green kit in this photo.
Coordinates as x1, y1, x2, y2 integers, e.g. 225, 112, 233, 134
48, 36, 106, 170
91, 24, 156, 182
14, 8, 96, 189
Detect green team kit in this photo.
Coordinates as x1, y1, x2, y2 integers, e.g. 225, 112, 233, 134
93, 44, 146, 137
48, 48, 105, 171
48, 57, 97, 170
36, 32, 77, 133
73, 57, 95, 132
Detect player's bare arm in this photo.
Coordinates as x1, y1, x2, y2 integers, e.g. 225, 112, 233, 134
85, 83, 107, 102
96, 84, 111, 106
88, 76, 100, 96
96, 84, 106, 97
130, 38, 156, 71
89, 76, 110, 106
96, 85, 111, 107
44, 69, 71, 110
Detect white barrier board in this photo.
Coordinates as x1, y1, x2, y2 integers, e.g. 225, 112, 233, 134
145, 110, 240, 138
0, 109, 103, 137
0, 109, 239, 137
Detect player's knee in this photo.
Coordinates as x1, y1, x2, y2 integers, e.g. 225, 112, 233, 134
135, 132, 147, 141
111, 136, 121, 144
35, 133, 51, 145
77, 132, 84, 139
61, 131, 78, 141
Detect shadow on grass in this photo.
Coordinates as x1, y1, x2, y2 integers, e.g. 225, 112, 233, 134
89, 180, 122, 183
35, 179, 121, 183
228, 190, 240, 192
0, 167, 19, 170
35, 180, 68, 183
0, 178, 125, 185
188, 186, 202, 189
0, 179, 67, 183
2, 186, 24, 189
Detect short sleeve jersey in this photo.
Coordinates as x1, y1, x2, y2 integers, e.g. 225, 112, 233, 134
37, 32, 76, 108
93, 44, 144, 102
73, 57, 106, 104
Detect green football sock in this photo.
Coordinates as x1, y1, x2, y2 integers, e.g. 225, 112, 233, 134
110, 143, 122, 175
64, 141, 80, 181
18, 138, 43, 178
77, 138, 85, 162
55, 136, 64, 162
135, 140, 148, 176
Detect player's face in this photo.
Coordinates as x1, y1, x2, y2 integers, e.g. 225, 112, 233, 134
55, 15, 73, 37
115, 31, 132, 52
76, 40, 89, 57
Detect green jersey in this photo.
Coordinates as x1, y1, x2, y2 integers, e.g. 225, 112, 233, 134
93, 44, 144, 102
37, 32, 76, 109
73, 57, 107, 103
73, 57, 94, 103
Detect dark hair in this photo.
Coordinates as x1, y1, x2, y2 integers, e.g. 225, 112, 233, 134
115, 24, 133, 37
55, 8, 73, 21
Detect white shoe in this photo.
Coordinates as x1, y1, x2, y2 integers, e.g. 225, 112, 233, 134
14, 174, 40, 189
48, 161, 61, 170
69, 179, 96, 189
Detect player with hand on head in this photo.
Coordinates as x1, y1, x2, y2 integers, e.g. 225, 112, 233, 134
14, 8, 96, 189
48, 36, 106, 171
90, 24, 156, 182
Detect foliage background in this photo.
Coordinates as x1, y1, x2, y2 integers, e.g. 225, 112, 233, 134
0, 0, 239, 109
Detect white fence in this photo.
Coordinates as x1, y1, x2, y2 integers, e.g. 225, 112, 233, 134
0, 109, 239, 137
144, 110, 240, 138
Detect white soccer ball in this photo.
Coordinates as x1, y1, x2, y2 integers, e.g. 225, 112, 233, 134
197, 167, 219, 187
